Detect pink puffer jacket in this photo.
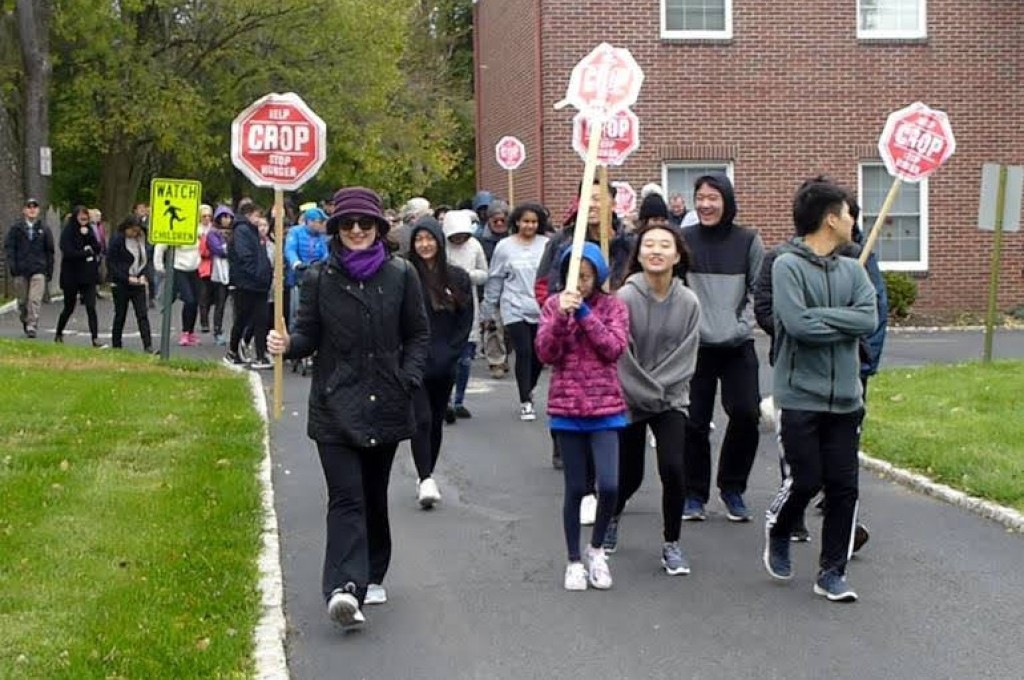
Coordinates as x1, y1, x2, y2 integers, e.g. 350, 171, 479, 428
535, 291, 629, 418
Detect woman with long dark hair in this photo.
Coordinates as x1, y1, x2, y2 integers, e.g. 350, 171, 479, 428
481, 202, 550, 421
266, 187, 429, 629
107, 214, 153, 352
406, 216, 474, 508
55, 205, 105, 347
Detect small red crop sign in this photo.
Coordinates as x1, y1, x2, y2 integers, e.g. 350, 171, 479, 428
612, 182, 637, 215
561, 43, 644, 115
231, 92, 327, 191
495, 136, 526, 171
878, 102, 956, 184
572, 109, 640, 167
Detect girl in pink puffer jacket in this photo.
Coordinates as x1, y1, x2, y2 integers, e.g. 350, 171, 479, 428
535, 241, 629, 592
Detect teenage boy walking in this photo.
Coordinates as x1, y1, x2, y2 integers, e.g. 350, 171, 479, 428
763, 178, 877, 602
680, 174, 764, 522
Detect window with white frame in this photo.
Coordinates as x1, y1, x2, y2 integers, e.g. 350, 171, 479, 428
859, 162, 928, 271
663, 162, 734, 215
858, 0, 926, 39
662, 0, 732, 39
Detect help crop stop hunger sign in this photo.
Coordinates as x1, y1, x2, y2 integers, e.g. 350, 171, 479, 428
231, 92, 327, 190
495, 136, 526, 171
878, 102, 956, 183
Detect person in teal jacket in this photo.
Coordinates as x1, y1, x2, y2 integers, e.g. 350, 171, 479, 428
763, 177, 877, 604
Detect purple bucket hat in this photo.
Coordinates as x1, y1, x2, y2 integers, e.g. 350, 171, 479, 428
326, 187, 390, 235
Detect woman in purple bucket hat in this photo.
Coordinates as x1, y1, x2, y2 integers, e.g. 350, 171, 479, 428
267, 186, 430, 630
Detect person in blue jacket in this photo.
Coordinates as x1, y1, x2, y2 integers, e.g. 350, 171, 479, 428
284, 207, 330, 328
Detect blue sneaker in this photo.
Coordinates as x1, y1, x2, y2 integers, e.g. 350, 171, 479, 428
681, 497, 706, 521
661, 541, 691, 575
763, 525, 792, 580
720, 491, 752, 522
814, 569, 858, 602
602, 515, 620, 554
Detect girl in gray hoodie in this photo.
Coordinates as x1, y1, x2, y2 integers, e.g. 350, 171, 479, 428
612, 222, 701, 575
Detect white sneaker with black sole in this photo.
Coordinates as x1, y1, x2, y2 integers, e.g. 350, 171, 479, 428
520, 401, 536, 421
418, 477, 441, 509
327, 591, 365, 629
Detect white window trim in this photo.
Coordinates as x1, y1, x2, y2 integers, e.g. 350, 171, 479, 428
857, 0, 927, 40
858, 162, 929, 272
661, 0, 733, 40
662, 161, 735, 200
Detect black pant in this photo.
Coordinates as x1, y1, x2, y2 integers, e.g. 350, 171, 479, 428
767, 409, 863, 574
111, 283, 152, 350
316, 441, 398, 606
559, 430, 619, 562
617, 410, 687, 543
505, 321, 543, 403
170, 269, 200, 333
198, 277, 213, 330
56, 283, 98, 339
230, 289, 268, 359
201, 281, 229, 334
684, 341, 761, 502
410, 374, 455, 480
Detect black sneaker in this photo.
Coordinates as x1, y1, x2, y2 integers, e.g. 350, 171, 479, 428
454, 404, 472, 419
791, 517, 812, 543
444, 405, 457, 424
25, 327, 37, 339
763, 525, 793, 580
249, 357, 274, 370
223, 351, 247, 367
54, 334, 63, 344
814, 568, 858, 602
681, 497, 706, 521
853, 523, 870, 553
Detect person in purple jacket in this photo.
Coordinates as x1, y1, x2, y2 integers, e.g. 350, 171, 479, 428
536, 242, 629, 592
206, 205, 234, 345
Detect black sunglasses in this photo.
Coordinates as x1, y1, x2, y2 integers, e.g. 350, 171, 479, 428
338, 217, 379, 232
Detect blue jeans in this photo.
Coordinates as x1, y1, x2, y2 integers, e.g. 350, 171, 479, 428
452, 341, 476, 407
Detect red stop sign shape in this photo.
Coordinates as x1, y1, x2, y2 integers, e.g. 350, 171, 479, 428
612, 182, 637, 215
572, 109, 640, 167
562, 42, 644, 115
231, 92, 327, 191
495, 136, 526, 171
878, 102, 956, 183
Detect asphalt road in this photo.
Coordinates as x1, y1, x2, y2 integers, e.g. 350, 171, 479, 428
4, 299, 1024, 679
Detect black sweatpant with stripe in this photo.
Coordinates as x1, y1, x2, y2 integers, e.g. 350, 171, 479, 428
767, 409, 864, 575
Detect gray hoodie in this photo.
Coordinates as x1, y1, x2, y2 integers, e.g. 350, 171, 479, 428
771, 238, 877, 414
616, 272, 702, 419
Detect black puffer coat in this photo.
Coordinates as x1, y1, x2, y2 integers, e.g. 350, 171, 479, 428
58, 219, 102, 289
286, 253, 430, 447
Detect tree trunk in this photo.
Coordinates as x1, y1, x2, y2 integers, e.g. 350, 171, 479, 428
16, 0, 51, 211
100, 146, 151, 224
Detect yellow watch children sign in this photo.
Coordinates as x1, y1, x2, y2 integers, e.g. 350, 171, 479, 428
148, 178, 202, 246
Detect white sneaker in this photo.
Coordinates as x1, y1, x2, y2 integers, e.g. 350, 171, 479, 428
365, 583, 387, 605
327, 591, 365, 629
564, 562, 588, 591
519, 401, 536, 421
584, 545, 613, 590
580, 493, 597, 526
418, 477, 441, 509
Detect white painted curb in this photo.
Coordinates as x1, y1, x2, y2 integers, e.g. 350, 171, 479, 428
246, 371, 290, 680
860, 451, 1024, 533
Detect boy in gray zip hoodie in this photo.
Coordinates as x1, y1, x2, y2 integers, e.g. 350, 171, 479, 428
763, 178, 876, 603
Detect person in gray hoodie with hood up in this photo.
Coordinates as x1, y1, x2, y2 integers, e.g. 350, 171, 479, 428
611, 215, 701, 577
763, 178, 876, 604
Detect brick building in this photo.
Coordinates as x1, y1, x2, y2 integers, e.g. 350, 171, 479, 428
473, 0, 1024, 312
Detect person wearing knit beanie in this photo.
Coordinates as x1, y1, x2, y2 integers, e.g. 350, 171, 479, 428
638, 193, 671, 227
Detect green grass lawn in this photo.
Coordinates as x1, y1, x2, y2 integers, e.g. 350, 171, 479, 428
863, 361, 1024, 513
0, 339, 264, 679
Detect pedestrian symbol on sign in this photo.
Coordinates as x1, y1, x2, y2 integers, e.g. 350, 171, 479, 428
163, 200, 186, 231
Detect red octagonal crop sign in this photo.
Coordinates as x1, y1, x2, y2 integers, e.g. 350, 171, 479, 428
561, 43, 644, 115
495, 136, 526, 171
572, 109, 640, 167
878, 102, 956, 184
231, 92, 327, 191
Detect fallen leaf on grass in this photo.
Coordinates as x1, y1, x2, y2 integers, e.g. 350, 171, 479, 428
59, 459, 70, 471
195, 637, 211, 651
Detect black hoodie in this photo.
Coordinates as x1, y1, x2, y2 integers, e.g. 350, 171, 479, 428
681, 173, 765, 347
408, 216, 474, 379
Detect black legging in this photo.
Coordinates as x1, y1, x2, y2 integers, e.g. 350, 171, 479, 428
505, 321, 543, 403
230, 289, 268, 359
56, 283, 98, 340
411, 375, 455, 481
111, 283, 152, 350
201, 281, 230, 335
172, 269, 200, 333
616, 410, 688, 543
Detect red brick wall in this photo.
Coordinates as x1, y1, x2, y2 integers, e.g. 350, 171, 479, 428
475, 0, 543, 207
477, 0, 1024, 312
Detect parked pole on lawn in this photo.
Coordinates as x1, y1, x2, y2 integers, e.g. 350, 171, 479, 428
565, 112, 604, 292
859, 179, 903, 265
159, 246, 174, 360
507, 169, 515, 207
983, 165, 1008, 364
273, 189, 285, 418
598, 165, 611, 264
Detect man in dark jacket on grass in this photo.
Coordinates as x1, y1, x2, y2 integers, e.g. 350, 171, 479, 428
763, 177, 877, 603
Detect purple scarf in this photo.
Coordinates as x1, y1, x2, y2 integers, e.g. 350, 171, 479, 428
336, 240, 388, 281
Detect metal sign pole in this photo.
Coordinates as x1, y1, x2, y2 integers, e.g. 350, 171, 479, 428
159, 246, 174, 360
983, 165, 1008, 364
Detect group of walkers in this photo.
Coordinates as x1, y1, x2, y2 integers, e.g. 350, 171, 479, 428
254, 169, 887, 631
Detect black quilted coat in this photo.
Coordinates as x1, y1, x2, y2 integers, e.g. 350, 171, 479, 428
286, 254, 430, 447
